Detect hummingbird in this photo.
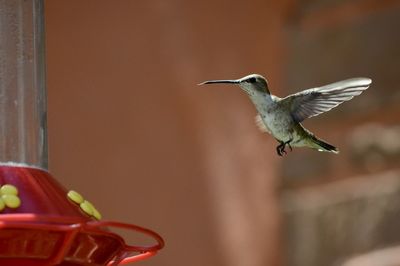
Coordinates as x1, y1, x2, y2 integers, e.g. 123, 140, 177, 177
199, 74, 371, 156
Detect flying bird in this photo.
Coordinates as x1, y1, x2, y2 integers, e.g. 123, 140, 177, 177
199, 74, 371, 156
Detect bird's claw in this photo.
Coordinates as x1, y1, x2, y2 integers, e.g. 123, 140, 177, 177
276, 143, 286, 156
276, 139, 293, 156
288, 142, 292, 152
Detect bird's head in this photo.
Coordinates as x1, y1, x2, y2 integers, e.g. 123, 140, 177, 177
198, 74, 270, 95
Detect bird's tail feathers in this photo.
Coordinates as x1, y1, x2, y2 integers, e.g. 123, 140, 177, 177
310, 135, 339, 154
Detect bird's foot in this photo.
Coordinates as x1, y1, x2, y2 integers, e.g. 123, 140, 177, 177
287, 141, 293, 152
276, 142, 287, 156
276, 139, 293, 156
276, 146, 284, 156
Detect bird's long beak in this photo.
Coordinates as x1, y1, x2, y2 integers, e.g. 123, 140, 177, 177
198, 79, 240, 86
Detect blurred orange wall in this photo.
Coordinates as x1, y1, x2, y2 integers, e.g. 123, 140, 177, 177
45, 1, 289, 266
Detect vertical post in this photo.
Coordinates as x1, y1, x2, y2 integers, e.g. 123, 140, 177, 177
0, 0, 47, 169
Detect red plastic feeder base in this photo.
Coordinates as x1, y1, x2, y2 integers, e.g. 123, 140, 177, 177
0, 165, 164, 265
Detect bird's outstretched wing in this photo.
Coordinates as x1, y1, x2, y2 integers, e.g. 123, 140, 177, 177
281, 78, 371, 122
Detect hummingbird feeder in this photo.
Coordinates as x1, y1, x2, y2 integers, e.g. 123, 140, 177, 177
0, 1, 164, 265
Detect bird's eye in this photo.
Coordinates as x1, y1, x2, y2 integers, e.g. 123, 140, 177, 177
248, 77, 257, 83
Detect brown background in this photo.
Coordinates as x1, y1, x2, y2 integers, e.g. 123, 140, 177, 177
45, 1, 400, 266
